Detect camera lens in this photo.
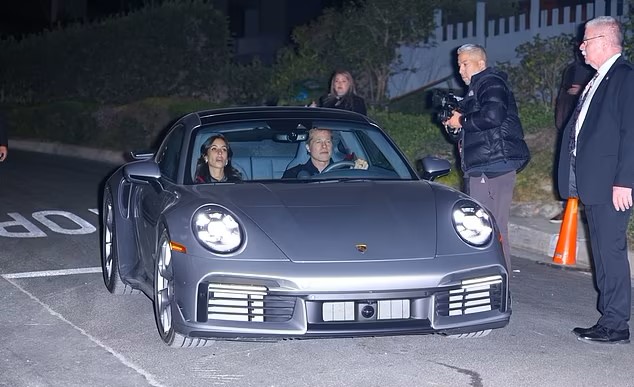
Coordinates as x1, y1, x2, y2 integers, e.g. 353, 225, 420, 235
361, 305, 375, 319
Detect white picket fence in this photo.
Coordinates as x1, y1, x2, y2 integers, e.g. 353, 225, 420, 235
388, 0, 631, 98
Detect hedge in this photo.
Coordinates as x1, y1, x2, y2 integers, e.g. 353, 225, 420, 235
0, 1, 231, 104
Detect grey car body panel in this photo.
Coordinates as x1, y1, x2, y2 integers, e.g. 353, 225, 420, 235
103, 106, 510, 340
186, 181, 439, 262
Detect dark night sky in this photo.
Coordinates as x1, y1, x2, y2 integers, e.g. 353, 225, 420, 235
0, 0, 346, 39
0, 0, 113, 38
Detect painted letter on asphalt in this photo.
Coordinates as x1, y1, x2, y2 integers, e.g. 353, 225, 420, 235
32, 211, 97, 235
0, 213, 47, 238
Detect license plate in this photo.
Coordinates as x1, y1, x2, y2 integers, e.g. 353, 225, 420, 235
322, 299, 410, 322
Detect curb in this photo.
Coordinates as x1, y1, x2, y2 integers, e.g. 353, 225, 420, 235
509, 215, 634, 279
11, 139, 127, 165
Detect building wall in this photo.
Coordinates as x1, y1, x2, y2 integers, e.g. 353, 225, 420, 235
388, 0, 630, 98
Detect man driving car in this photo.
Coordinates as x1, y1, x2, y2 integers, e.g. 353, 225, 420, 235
282, 128, 368, 178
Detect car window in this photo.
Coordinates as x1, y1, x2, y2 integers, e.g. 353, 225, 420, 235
157, 124, 185, 182
188, 119, 416, 184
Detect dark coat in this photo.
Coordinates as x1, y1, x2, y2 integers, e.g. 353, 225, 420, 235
195, 164, 242, 183
557, 56, 634, 204
555, 60, 595, 131
454, 67, 530, 177
282, 159, 334, 179
318, 93, 367, 116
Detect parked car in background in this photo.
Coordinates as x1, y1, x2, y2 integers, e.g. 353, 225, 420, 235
101, 106, 510, 347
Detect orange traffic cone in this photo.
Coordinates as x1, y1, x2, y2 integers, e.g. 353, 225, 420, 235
553, 197, 579, 265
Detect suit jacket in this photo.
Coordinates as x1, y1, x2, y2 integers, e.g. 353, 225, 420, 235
557, 56, 634, 205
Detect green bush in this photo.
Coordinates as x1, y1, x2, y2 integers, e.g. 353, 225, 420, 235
369, 109, 453, 160
368, 108, 461, 187
518, 102, 554, 134
3, 97, 222, 151
0, 1, 231, 104
6, 101, 99, 145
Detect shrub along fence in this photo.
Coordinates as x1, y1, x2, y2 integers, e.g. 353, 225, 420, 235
0, 1, 231, 105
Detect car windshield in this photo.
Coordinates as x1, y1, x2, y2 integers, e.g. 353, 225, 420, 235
187, 118, 417, 184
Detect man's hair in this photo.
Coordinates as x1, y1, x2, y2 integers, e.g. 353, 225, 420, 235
308, 127, 332, 143
457, 43, 487, 62
586, 16, 623, 49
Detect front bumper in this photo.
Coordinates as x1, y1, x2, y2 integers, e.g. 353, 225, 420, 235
170, 255, 511, 339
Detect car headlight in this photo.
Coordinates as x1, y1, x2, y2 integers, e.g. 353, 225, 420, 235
193, 206, 243, 253
452, 200, 493, 246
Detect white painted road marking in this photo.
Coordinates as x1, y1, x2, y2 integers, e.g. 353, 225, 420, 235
3, 275, 166, 387
2, 266, 102, 279
32, 210, 97, 235
1, 209, 99, 238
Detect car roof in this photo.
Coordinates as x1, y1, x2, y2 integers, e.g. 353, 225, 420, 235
195, 106, 374, 126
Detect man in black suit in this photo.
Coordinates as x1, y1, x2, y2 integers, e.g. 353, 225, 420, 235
557, 16, 634, 344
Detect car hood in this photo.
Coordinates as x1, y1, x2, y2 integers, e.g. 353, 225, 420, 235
193, 181, 438, 262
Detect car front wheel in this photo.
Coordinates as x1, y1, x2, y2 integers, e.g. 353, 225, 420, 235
153, 226, 209, 348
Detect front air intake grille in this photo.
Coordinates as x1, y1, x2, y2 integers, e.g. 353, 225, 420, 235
435, 275, 504, 317
206, 283, 295, 322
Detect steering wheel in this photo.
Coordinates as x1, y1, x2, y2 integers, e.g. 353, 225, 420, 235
322, 160, 356, 173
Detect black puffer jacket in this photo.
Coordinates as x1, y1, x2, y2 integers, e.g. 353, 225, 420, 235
455, 67, 530, 176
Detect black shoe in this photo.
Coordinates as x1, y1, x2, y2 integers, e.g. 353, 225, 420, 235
577, 325, 630, 344
549, 211, 564, 223
572, 324, 600, 337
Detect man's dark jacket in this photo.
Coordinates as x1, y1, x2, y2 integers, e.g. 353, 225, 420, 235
557, 56, 634, 204
453, 67, 530, 177
555, 59, 595, 131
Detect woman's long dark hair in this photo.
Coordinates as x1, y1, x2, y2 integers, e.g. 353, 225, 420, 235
195, 134, 242, 183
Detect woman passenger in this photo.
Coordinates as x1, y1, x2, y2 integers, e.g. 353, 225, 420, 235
194, 134, 242, 183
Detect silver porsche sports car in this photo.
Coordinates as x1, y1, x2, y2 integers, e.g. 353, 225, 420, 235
101, 106, 510, 347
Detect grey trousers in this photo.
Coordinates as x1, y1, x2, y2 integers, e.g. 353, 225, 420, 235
466, 171, 517, 270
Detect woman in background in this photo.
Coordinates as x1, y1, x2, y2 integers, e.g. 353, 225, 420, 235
313, 69, 367, 116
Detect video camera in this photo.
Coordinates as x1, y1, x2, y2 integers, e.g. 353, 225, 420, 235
431, 89, 462, 123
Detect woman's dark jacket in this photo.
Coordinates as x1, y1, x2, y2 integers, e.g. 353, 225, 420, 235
195, 165, 242, 183
453, 67, 530, 177
318, 93, 367, 116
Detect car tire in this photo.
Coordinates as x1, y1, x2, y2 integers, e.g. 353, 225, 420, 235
153, 226, 210, 348
446, 329, 492, 339
102, 187, 138, 295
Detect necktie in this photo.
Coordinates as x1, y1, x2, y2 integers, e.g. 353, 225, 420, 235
568, 72, 599, 154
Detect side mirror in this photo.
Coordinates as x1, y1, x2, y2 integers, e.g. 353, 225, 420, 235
416, 156, 451, 181
123, 160, 161, 184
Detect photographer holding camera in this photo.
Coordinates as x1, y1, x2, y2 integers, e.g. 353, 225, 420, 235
443, 44, 530, 269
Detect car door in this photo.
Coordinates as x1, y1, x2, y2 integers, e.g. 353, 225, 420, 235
135, 124, 185, 278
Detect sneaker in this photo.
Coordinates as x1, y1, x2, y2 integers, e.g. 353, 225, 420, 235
549, 211, 564, 223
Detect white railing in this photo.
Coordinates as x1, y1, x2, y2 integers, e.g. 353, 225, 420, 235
388, 0, 630, 98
